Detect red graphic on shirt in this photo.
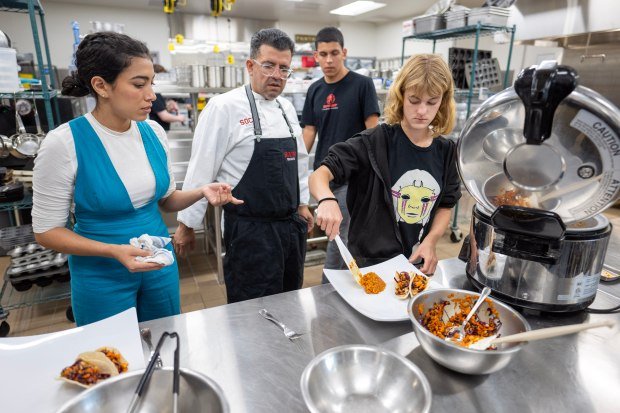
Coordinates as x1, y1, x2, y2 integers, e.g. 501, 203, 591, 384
322, 93, 338, 110
239, 117, 253, 125
284, 151, 297, 161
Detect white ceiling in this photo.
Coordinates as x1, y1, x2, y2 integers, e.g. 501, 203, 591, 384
43, 0, 486, 24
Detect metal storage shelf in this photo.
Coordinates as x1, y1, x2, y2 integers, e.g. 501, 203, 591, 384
0, 276, 72, 336
401, 22, 517, 243
0, 279, 71, 312
403, 24, 515, 42
0, 0, 60, 129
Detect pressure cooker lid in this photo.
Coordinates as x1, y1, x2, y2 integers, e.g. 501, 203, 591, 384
458, 62, 620, 224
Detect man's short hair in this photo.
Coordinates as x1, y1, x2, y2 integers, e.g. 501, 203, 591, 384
315, 26, 344, 50
250, 28, 295, 59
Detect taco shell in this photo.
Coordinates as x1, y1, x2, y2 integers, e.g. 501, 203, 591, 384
59, 351, 119, 388
97, 346, 129, 373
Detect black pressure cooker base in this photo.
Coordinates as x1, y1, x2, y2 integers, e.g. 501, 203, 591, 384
466, 271, 594, 313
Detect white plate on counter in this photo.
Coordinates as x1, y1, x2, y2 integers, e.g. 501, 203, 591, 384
323, 254, 443, 322
0, 308, 145, 412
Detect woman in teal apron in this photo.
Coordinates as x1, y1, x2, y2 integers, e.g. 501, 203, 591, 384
32, 32, 240, 326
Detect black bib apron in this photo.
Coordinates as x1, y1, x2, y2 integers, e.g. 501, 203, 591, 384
222, 85, 307, 303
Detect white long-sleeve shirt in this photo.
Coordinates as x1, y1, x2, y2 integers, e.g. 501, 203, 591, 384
178, 86, 310, 229
32, 113, 175, 233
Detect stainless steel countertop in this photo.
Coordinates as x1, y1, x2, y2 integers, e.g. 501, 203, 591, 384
141, 258, 620, 413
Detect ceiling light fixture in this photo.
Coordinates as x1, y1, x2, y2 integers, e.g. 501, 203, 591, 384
330, 1, 386, 16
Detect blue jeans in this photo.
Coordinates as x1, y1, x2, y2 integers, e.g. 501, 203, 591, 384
322, 184, 351, 283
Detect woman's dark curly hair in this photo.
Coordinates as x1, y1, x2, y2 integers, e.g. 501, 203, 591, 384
62, 32, 150, 97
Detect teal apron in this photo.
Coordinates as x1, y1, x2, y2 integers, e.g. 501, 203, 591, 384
68, 116, 180, 326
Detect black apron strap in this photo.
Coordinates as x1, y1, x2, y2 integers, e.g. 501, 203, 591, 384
244, 84, 262, 140
275, 98, 296, 137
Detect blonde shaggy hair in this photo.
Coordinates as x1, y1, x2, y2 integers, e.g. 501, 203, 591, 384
384, 54, 455, 137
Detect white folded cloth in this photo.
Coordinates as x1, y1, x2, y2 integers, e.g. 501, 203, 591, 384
129, 234, 175, 266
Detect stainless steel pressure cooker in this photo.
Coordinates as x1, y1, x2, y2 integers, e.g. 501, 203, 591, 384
458, 61, 620, 312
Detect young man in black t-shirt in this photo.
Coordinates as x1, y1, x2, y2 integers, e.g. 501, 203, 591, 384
302, 26, 380, 273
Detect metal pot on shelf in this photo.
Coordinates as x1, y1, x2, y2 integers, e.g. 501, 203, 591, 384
207, 66, 224, 88
458, 61, 620, 312
9, 106, 40, 158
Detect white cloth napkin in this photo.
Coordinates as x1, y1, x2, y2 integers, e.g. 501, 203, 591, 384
129, 234, 175, 266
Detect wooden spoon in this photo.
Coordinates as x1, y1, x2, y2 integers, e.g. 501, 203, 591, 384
469, 319, 614, 350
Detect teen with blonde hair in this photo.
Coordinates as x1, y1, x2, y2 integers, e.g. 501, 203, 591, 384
309, 54, 461, 275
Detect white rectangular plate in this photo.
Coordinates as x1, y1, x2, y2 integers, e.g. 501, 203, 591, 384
0, 308, 145, 412
324, 255, 443, 322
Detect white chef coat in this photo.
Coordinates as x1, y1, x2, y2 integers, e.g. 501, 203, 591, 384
177, 86, 310, 229
32, 113, 176, 233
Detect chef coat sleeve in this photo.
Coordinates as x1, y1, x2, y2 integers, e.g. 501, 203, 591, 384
177, 98, 232, 229
32, 127, 75, 233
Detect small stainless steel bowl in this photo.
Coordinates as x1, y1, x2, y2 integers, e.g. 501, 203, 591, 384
301, 344, 431, 413
56, 367, 229, 413
408, 288, 531, 375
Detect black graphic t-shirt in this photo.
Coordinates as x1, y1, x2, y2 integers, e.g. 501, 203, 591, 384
149, 93, 170, 131
302, 71, 380, 170
387, 127, 445, 255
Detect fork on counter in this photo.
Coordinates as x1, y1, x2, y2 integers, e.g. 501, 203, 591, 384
259, 309, 304, 341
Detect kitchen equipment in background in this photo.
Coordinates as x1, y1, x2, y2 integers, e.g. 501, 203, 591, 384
207, 66, 224, 88
464, 57, 502, 90
448, 47, 492, 89
468, 6, 511, 27
0, 135, 11, 158
0, 181, 24, 203
458, 61, 620, 312
0, 47, 21, 93
223, 65, 235, 88
30, 93, 46, 140
300, 344, 432, 413
9, 104, 40, 158
190, 64, 206, 87
413, 14, 446, 34
0, 29, 11, 48
445, 8, 469, 29
174, 66, 192, 86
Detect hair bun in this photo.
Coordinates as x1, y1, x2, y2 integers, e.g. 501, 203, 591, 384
61, 72, 90, 97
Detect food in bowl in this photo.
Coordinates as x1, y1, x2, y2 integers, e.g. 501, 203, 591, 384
59, 347, 128, 387
417, 294, 501, 349
395, 271, 428, 299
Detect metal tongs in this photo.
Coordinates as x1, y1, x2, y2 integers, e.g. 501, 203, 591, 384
127, 331, 180, 413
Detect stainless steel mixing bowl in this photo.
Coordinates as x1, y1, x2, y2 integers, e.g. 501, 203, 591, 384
300, 344, 431, 413
56, 367, 229, 413
408, 288, 531, 375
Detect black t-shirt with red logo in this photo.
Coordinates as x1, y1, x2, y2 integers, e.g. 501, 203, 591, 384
149, 93, 170, 131
302, 71, 380, 170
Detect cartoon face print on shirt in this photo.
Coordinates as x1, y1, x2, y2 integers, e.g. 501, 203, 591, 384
391, 170, 440, 225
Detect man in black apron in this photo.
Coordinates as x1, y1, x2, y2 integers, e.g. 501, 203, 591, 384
175, 29, 313, 303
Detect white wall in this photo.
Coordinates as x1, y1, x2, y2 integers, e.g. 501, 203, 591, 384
277, 20, 379, 59
0, 2, 171, 70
